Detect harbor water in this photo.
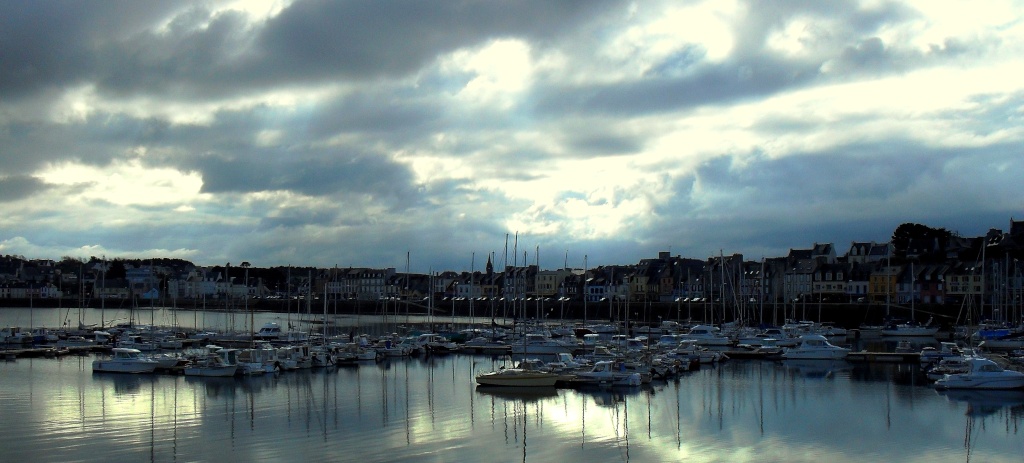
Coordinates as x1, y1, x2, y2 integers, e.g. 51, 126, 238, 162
1, 308, 1023, 462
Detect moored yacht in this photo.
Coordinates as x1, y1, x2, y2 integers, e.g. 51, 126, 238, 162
571, 360, 642, 387
511, 333, 577, 356
92, 347, 160, 374
881, 318, 939, 337
781, 334, 850, 360
254, 322, 309, 343
934, 357, 1024, 390
476, 360, 561, 387
184, 353, 238, 377
682, 325, 733, 347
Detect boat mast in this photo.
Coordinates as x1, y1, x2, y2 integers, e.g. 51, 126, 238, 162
583, 254, 588, 326
469, 252, 475, 326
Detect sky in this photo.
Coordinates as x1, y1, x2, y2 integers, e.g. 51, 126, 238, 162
1, 0, 1022, 273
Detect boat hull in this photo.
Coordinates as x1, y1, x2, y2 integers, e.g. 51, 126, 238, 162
476, 371, 560, 387
934, 376, 1024, 390
184, 366, 238, 377
92, 360, 159, 374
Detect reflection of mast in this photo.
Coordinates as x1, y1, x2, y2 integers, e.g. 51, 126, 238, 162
405, 359, 411, 445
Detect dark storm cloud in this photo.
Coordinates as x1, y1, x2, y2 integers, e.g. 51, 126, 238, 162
2, 0, 624, 102
0, 176, 47, 202
257, 207, 339, 230
94, 6, 255, 98
192, 148, 418, 202
0, 0, 189, 100
308, 89, 440, 142
254, 0, 621, 82
647, 138, 1024, 258
2, 111, 189, 177
538, 56, 823, 116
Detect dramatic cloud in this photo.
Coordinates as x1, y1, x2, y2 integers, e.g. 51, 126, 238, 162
1, 0, 1022, 271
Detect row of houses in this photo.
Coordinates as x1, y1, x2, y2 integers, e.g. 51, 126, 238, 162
3, 221, 1023, 313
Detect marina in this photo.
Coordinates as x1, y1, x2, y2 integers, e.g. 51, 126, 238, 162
1, 307, 1023, 462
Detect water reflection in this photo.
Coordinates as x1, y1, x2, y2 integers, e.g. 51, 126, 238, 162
936, 389, 1024, 418
92, 371, 156, 395
475, 385, 559, 402
4, 350, 1024, 462
780, 359, 852, 379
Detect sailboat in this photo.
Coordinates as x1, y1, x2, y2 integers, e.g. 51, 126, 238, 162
476, 359, 561, 387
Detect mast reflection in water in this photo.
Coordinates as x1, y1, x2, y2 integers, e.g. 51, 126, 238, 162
1, 352, 1023, 462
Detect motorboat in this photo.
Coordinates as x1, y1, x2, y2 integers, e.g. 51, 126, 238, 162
148, 352, 188, 370
184, 353, 238, 377
413, 333, 460, 355
276, 344, 313, 369
92, 347, 160, 373
880, 318, 939, 337
158, 337, 184, 349
671, 339, 727, 364
781, 334, 850, 360
116, 335, 159, 352
476, 360, 561, 387
682, 325, 733, 347
462, 336, 512, 355
571, 360, 642, 387
925, 353, 979, 382
371, 334, 414, 357
56, 335, 96, 348
237, 343, 281, 374
510, 333, 577, 356
934, 357, 1024, 390
254, 322, 309, 343
920, 342, 964, 364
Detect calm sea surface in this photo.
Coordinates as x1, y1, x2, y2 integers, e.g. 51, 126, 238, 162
1, 307, 1023, 462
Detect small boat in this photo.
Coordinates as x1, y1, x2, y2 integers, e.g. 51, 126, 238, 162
158, 337, 184, 349
254, 322, 309, 343
510, 333, 578, 356
476, 360, 561, 387
781, 334, 850, 360
56, 335, 96, 348
571, 360, 642, 387
934, 357, 1024, 390
920, 342, 964, 364
462, 336, 513, 355
413, 333, 461, 355
671, 339, 727, 363
881, 318, 939, 337
184, 353, 238, 377
682, 325, 733, 346
925, 354, 977, 382
92, 347, 160, 374
149, 352, 188, 370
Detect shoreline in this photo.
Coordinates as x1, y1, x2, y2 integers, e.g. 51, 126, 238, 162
0, 297, 970, 330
